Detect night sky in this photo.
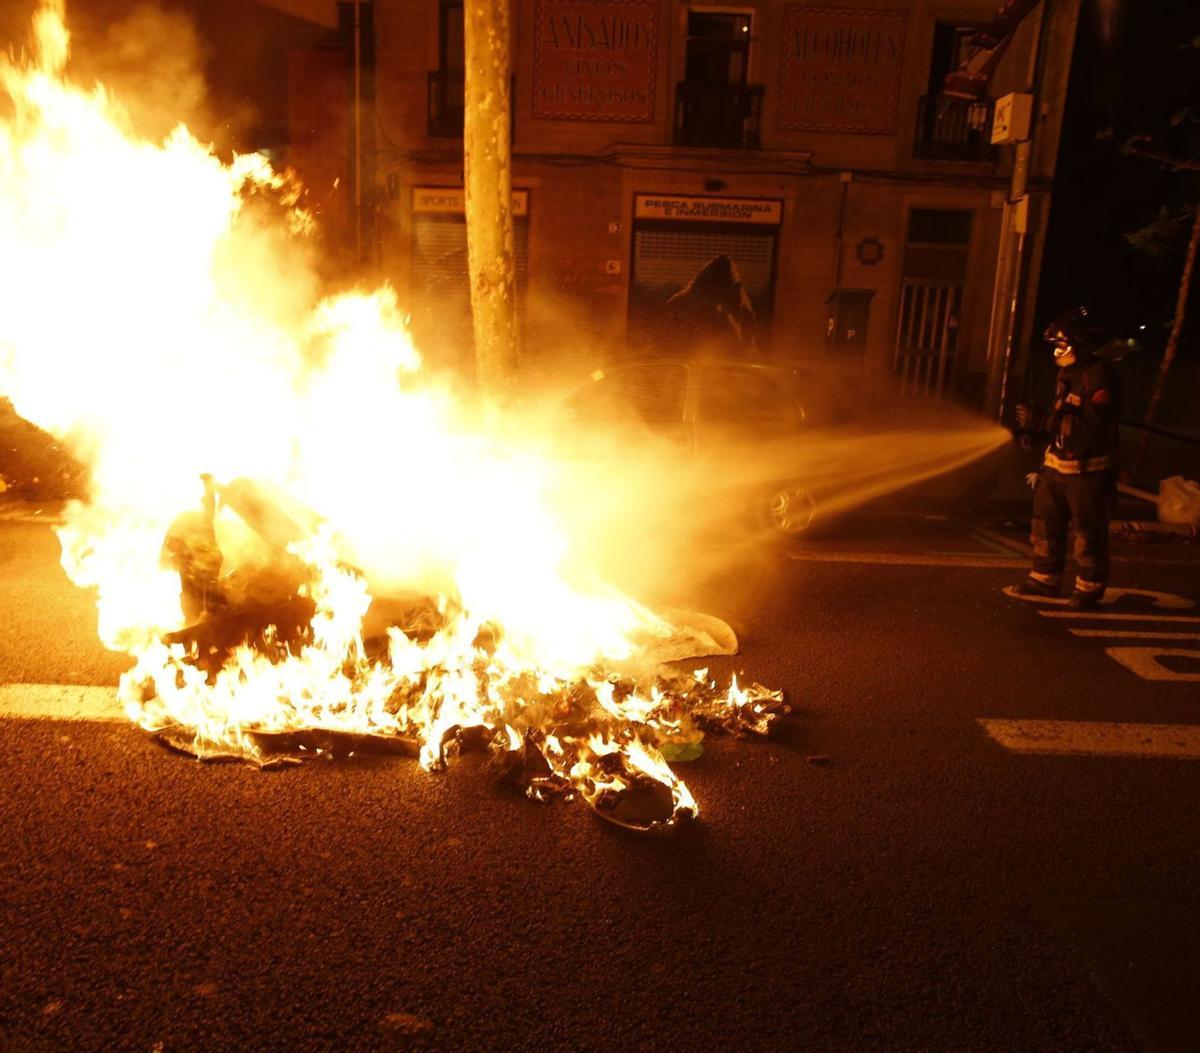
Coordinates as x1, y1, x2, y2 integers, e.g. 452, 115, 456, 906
1036, 0, 1200, 358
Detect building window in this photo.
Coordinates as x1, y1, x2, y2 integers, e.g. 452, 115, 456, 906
908, 208, 973, 251
674, 11, 763, 149
685, 11, 751, 89
927, 22, 974, 96
913, 22, 994, 162
440, 0, 464, 72
428, 1, 464, 137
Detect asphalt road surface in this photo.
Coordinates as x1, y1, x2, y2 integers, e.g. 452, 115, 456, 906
2, 509, 1199, 1051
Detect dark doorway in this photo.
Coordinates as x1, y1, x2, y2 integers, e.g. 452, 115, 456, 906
685, 11, 751, 89
675, 11, 761, 148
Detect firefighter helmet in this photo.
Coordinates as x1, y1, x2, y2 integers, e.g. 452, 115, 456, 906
1043, 305, 1104, 357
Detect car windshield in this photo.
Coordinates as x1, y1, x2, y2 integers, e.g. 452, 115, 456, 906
694, 366, 799, 432
567, 364, 688, 429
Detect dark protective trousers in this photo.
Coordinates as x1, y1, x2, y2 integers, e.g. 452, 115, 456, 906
1030, 468, 1114, 588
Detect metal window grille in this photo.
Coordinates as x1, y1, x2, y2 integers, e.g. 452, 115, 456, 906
892, 280, 963, 398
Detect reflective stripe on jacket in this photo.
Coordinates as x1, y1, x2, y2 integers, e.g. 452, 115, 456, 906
1040, 357, 1122, 475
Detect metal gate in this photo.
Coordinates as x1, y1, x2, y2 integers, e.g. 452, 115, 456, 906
892, 280, 963, 398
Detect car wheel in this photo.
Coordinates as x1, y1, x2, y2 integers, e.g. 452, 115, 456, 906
763, 484, 816, 536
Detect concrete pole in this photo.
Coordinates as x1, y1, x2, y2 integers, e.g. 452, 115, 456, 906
983, 3, 1045, 420
463, 0, 519, 394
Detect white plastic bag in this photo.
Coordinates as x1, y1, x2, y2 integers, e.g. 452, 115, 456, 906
1158, 476, 1200, 527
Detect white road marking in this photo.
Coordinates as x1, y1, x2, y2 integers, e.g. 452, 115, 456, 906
1039, 611, 1200, 623
0, 684, 123, 721
1014, 585, 1200, 678
788, 551, 1025, 568
1105, 647, 1200, 682
979, 718, 1200, 759
1003, 586, 1195, 609
1070, 629, 1200, 640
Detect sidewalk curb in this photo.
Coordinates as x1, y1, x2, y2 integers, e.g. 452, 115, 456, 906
1111, 520, 1198, 542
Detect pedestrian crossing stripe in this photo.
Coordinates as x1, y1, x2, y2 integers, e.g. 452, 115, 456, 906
1002, 586, 1195, 609
1040, 611, 1200, 622
1069, 629, 1200, 640
1106, 647, 1200, 682
0, 684, 122, 721
979, 719, 1200, 759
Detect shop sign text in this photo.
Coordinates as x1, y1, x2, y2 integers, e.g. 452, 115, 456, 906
634, 194, 782, 225
779, 7, 907, 135
413, 187, 529, 217
533, 0, 658, 123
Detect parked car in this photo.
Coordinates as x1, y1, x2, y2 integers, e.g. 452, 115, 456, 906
553, 356, 843, 537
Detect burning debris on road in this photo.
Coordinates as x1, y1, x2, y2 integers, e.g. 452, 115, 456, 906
138, 474, 787, 829
139, 473, 788, 831
0, 3, 788, 832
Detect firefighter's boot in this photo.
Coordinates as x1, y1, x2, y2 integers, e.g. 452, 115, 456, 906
1015, 574, 1060, 598
1068, 579, 1105, 609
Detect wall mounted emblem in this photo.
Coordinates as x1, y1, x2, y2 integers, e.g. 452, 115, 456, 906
856, 236, 884, 265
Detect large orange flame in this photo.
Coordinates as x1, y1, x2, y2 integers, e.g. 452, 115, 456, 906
0, 2, 786, 828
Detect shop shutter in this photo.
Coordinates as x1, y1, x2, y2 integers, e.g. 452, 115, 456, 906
412, 215, 529, 298
633, 229, 775, 299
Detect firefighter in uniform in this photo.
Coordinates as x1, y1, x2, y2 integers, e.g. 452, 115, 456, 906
1014, 306, 1122, 609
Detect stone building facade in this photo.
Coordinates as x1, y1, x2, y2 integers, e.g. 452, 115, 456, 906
289, 0, 1080, 406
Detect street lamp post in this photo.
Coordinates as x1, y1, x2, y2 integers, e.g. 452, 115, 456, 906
983, 3, 1047, 422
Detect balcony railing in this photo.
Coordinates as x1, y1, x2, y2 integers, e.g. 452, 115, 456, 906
913, 94, 996, 162
428, 69, 465, 138
674, 82, 764, 150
